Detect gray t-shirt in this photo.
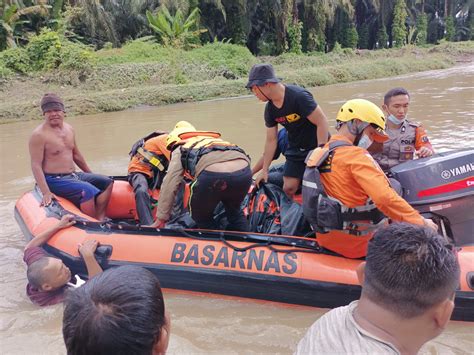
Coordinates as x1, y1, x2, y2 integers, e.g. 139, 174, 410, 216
295, 301, 400, 354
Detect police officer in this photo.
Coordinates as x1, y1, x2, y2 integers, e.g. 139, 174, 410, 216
369, 87, 434, 172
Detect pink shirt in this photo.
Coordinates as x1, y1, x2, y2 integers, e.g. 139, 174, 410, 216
23, 247, 68, 307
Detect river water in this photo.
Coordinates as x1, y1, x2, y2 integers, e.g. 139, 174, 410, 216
1, 65, 473, 354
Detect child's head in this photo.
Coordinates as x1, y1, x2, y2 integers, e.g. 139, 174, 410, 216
27, 256, 71, 291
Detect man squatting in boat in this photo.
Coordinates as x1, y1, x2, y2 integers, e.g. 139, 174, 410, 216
29, 93, 113, 221
369, 87, 434, 173
303, 99, 438, 259
23, 214, 102, 306
296, 223, 460, 354
247, 63, 330, 199
128, 131, 171, 225
151, 121, 252, 231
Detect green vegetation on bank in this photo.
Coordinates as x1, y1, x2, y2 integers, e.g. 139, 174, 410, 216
1, 1, 473, 121
1, 37, 473, 122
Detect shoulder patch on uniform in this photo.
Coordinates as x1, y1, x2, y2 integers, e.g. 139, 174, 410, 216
319, 151, 334, 173
407, 120, 421, 127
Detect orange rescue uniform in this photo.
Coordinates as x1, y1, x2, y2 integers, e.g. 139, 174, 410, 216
128, 135, 170, 178
314, 135, 424, 258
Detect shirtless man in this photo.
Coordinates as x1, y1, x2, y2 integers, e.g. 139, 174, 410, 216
29, 93, 113, 220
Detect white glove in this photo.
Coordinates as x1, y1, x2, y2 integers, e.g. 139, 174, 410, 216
67, 275, 86, 288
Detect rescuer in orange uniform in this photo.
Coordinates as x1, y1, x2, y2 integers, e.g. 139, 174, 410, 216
303, 99, 438, 258
128, 133, 171, 225
151, 121, 252, 231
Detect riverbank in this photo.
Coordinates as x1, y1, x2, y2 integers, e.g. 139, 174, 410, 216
1, 40, 473, 122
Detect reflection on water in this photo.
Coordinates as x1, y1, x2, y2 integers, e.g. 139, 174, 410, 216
1, 65, 473, 354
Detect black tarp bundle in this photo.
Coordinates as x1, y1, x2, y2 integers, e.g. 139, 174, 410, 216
168, 183, 311, 237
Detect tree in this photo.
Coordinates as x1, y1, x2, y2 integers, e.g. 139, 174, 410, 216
146, 5, 206, 48
345, 24, 359, 48
415, 12, 428, 44
357, 23, 369, 48
392, 0, 407, 47
445, 15, 455, 40
0, 1, 50, 49
376, 21, 388, 48
287, 17, 303, 53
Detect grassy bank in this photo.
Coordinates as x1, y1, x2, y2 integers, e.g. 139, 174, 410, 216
1, 40, 473, 122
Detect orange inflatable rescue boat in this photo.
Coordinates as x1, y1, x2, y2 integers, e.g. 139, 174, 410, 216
15, 172, 474, 321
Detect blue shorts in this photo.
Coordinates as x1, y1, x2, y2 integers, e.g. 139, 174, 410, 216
45, 172, 113, 206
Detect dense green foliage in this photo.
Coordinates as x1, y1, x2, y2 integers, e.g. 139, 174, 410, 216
0, 27, 95, 82
416, 14, 428, 45
392, 0, 408, 48
1, 0, 472, 56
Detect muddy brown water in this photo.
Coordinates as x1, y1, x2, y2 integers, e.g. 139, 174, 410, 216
1, 65, 473, 354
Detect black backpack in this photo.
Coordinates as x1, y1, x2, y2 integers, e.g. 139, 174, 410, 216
302, 141, 352, 233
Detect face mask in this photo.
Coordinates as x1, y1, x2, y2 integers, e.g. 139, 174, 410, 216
388, 114, 404, 125
357, 134, 373, 150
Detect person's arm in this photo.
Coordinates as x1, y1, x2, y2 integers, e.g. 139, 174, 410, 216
307, 106, 329, 146
414, 126, 434, 158
256, 126, 278, 186
252, 156, 264, 175
252, 128, 285, 175
71, 130, 92, 173
78, 239, 102, 278
350, 151, 436, 229
29, 132, 53, 206
153, 150, 185, 225
24, 214, 75, 250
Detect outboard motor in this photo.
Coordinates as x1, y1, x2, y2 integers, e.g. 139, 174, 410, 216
390, 149, 474, 246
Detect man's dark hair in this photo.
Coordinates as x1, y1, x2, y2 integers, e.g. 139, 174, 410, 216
363, 223, 460, 318
27, 257, 50, 289
384, 87, 410, 105
62, 265, 166, 355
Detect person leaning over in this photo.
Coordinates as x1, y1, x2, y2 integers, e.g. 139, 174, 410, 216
62, 265, 170, 355
29, 93, 113, 221
151, 121, 252, 231
296, 223, 460, 355
24, 214, 102, 307
247, 63, 329, 199
369, 87, 434, 173
128, 132, 171, 225
303, 99, 437, 258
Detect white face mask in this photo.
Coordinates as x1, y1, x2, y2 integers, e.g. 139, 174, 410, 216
388, 114, 405, 125
357, 134, 373, 150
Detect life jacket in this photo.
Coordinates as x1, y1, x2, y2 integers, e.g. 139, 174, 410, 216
302, 141, 386, 236
129, 132, 170, 188
179, 133, 246, 179
370, 120, 419, 172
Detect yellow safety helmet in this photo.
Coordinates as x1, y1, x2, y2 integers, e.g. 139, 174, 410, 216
166, 121, 196, 150
336, 99, 388, 143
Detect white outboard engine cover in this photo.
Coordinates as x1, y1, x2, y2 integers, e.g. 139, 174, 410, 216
390, 149, 474, 246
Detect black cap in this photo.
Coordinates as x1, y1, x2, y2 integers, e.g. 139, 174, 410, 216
40, 93, 65, 113
245, 63, 281, 88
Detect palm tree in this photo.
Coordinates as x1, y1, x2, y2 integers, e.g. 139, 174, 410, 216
146, 5, 205, 48
0, 0, 50, 49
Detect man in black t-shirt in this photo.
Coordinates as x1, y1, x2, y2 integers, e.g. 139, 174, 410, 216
246, 63, 329, 198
